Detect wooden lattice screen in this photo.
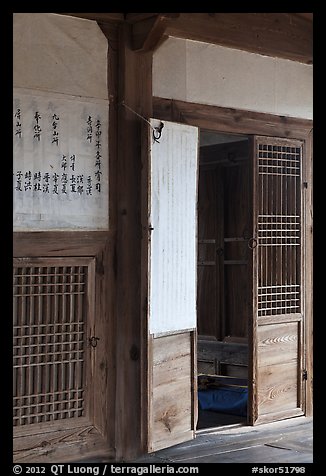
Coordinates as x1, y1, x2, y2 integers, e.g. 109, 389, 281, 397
257, 139, 302, 317
13, 258, 94, 427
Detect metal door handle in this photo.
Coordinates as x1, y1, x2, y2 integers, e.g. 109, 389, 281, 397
248, 237, 258, 249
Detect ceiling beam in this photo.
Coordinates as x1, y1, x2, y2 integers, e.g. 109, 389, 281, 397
131, 13, 180, 52
125, 13, 158, 23
164, 13, 313, 64
57, 13, 124, 23
294, 13, 313, 22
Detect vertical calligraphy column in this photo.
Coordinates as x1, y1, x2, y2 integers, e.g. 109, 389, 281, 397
94, 119, 102, 194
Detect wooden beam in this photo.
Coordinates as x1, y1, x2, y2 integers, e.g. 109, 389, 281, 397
95, 21, 120, 453
200, 140, 249, 166
57, 13, 124, 23
153, 97, 313, 140
295, 13, 313, 22
131, 13, 180, 51
164, 13, 313, 64
114, 22, 153, 461
125, 13, 158, 23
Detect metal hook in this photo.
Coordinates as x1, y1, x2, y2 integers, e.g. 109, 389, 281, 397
89, 336, 100, 348
153, 122, 164, 143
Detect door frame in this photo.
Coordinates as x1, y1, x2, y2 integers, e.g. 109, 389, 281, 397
152, 96, 313, 422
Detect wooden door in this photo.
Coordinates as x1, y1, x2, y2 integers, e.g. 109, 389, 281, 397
145, 119, 198, 452
250, 136, 305, 424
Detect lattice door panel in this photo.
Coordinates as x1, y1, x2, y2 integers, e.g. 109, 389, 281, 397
13, 258, 95, 428
252, 136, 305, 425
256, 139, 302, 317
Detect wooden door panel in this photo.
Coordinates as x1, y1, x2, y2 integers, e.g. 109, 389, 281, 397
257, 322, 299, 366
257, 322, 301, 419
146, 119, 198, 451
252, 136, 305, 424
150, 333, 194, 452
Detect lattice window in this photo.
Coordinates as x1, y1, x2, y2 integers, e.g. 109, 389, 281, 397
257, 141, 302, 317
13, 259, 94, 427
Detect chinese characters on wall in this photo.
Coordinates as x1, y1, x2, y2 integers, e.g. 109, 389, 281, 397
13, 90, 109, 230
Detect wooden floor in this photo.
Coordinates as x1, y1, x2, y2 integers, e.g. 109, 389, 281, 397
133, 416, 313, 464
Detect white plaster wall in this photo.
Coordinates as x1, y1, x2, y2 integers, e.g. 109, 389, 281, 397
13, 13, 108, 99
153, 38, 313, 120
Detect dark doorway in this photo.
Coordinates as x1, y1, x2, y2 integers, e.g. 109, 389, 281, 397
197, 130, 250, 430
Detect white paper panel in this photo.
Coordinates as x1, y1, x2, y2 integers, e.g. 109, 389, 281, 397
149, 119, 198, 334
13, 88, 109, 230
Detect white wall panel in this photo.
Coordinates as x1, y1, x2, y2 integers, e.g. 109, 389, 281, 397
153, 38, 313, 120
149, 120, 198, 335
13, 13, 108, 100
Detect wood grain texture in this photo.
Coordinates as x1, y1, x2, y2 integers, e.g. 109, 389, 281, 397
58, 13, 312, 63
302, 131, 313, 416
131, 15, 172, 51
114, 22, 153, 461
257, 322, 299, 366
13, 231, 108, 257
14, 425, 113, 463
198, 340, 248, 367
96, 21, 119, 452
257, 323, 301, 417
153, 97, 313, 140
164, 13, 312, 64
149, 333, 194, 452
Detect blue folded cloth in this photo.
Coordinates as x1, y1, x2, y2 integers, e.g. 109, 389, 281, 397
198, 386, 248, 417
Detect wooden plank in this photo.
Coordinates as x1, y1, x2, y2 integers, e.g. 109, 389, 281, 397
258, 361, 298, 412
295, 13, 313, 22
164, 13, 312, 64
303, 131, 313, 416
248, 136, 257, 425
255, 408, 304, 425
126, 13, 158, 23
14, 425, 112, 463
153, 333, 191, 365
257, 322, 300, 417
153, 97, 313, 140
149, 333, 194, 452
198, 340, 248, 366
114, 22, 153, 461
153, 355, 191, 386
96, 22, 119, 451
13, 231, 108, 257
257, 322, 299, 367
143, 416, 312, 461
191, 331, 197, 432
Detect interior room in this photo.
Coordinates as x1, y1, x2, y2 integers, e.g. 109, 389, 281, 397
197, 130, 250, 430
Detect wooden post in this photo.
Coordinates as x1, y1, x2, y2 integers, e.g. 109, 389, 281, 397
115, 22, 153, 460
